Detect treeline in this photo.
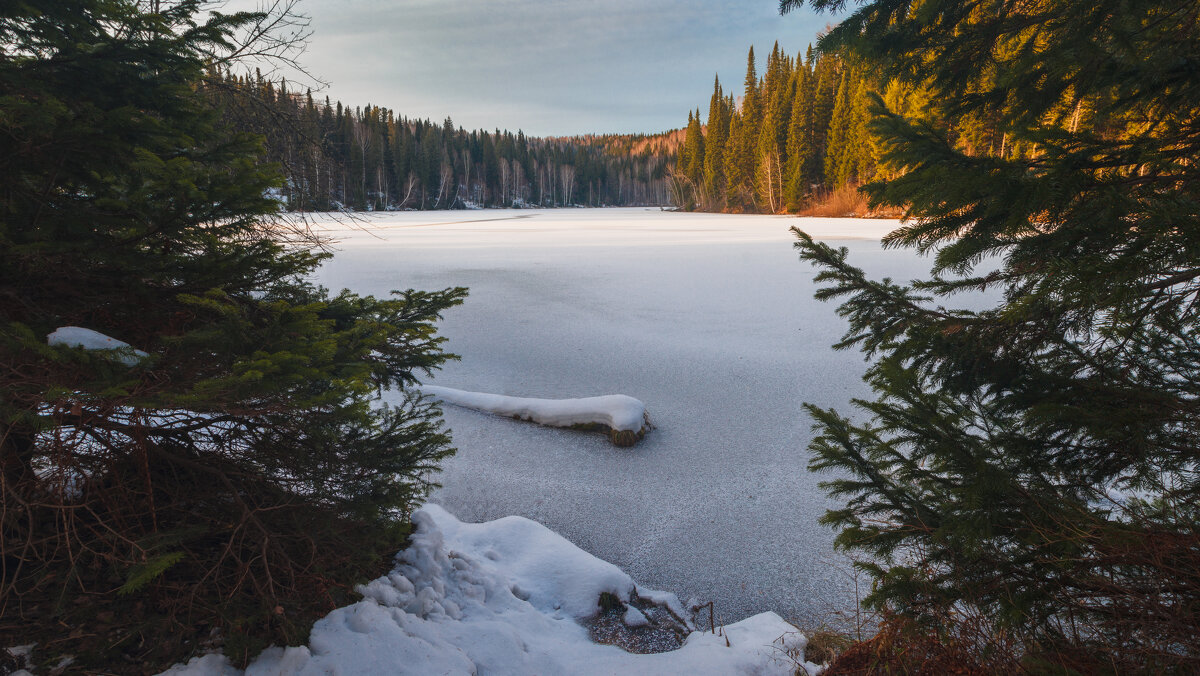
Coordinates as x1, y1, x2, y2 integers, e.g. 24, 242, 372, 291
207, 70, 675, 211
674, 42, 1010, 213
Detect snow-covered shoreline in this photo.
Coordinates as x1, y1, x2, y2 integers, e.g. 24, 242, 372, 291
161, 504, 819, 676
302, 206, 901, 249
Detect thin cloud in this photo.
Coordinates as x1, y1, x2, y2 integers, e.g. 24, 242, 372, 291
235, 0, 837, 135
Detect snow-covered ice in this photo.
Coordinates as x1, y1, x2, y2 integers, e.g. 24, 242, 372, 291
161, 504, 816, 676
47, 326, 148, 366
310, 208, 942, 626
420, 385, 650, 444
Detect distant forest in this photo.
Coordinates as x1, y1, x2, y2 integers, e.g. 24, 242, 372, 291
208, 44, 1030, 216
207, 69, 678, 211
673, 42, 1018, 214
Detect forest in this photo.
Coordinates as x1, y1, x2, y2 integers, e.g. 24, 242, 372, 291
672, 41, 1022, 214
207, 69, 677, 211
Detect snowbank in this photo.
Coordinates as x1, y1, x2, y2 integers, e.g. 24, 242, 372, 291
420, 385, 651, 446
47, 326, 148, 366
161, 504, 816, 676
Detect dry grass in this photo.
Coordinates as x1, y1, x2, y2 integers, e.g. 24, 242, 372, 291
802, 627, 857, 665
821, 615, 1007, 676
796, 184, 904, 219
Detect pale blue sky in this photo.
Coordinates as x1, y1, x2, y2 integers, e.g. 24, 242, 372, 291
256, 0, 839, 136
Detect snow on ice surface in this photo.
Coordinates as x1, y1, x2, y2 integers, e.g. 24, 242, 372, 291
310, 208, 963, 627
420, 384, 649, 433
308, 207, 895, 249
161, 504, 815, 676
47, 326, 148, 366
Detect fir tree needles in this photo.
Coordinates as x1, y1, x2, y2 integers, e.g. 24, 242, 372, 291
0, 1, 465, 669
786, 0, 1200, 669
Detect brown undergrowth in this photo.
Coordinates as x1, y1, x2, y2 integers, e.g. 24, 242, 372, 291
794, 184, 904, 219
1, 451, 405, 674
820, 615, 1009, 676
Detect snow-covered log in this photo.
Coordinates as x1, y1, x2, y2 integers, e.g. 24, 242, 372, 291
47, 326, 149, 366
419, 385, 652, 446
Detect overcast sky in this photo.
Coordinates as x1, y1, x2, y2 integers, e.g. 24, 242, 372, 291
246, 0, 840, 137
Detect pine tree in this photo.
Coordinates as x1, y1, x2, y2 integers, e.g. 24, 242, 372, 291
756, 42, 792, 212
785, 0, 1200, 668
0, 1, 466, 668
675, 109, 706, 210
723, 111, 746, 210
703, 77, 731, 210
685, 108, 706, 184
725, 47, 763, 211
823, 66, 872, 189
784, 50, 816, 210
822, 69, 852, 188
808, 51, 841, 188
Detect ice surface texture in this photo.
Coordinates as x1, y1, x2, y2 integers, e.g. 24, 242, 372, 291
311, 208, 969, 626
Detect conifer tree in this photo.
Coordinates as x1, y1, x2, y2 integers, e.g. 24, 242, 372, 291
675, 109, 706, 209
823, 66, 873, 189
756, 42, 793, 212
703, 77, 731, 210
685, 108, 706, 184
784, 0, 1200, 667
784, 50, 816, 209
723, 111, 746, 210
726, 47, 762, 210
0, 0, 466, 667
807, 51, 841, 187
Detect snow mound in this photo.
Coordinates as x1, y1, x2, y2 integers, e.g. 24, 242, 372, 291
420, 385, 651, 446
162, 504, 814, 676
47, 326, 148, 366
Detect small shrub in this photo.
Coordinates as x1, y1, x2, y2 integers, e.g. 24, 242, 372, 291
823, 615, 1004, 676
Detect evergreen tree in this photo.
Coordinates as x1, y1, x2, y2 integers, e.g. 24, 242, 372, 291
823, 66, 873, 189
0, 0, 466, 668
756, 42, 792, 213
685, 108, 705, 184
807, 50, 841, 188
723, 111, 746, 209
785, 0, 1200, 668
702, 77, 731, 210
726, 46, 762, 211
784, 50, 816, 210
675, 109, 706, 210
679, 43, 880, 214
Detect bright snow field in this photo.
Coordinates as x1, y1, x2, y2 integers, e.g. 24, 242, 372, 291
311, 208, 926, 628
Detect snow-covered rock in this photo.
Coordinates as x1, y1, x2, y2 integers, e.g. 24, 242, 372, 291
420, 385, 651, 446
161, 504, 813, 676
47, 326, 148, 366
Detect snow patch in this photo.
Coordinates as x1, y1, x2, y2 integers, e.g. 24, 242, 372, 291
5, 644, 35, 674
159, 504, 804, 676
623, 605, 650, 627
47, 326, 148, 366
158, 654, 240, 676
420, 385, 650, 445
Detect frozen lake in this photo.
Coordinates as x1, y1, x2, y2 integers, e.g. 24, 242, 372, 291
311, 207, 923, 628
